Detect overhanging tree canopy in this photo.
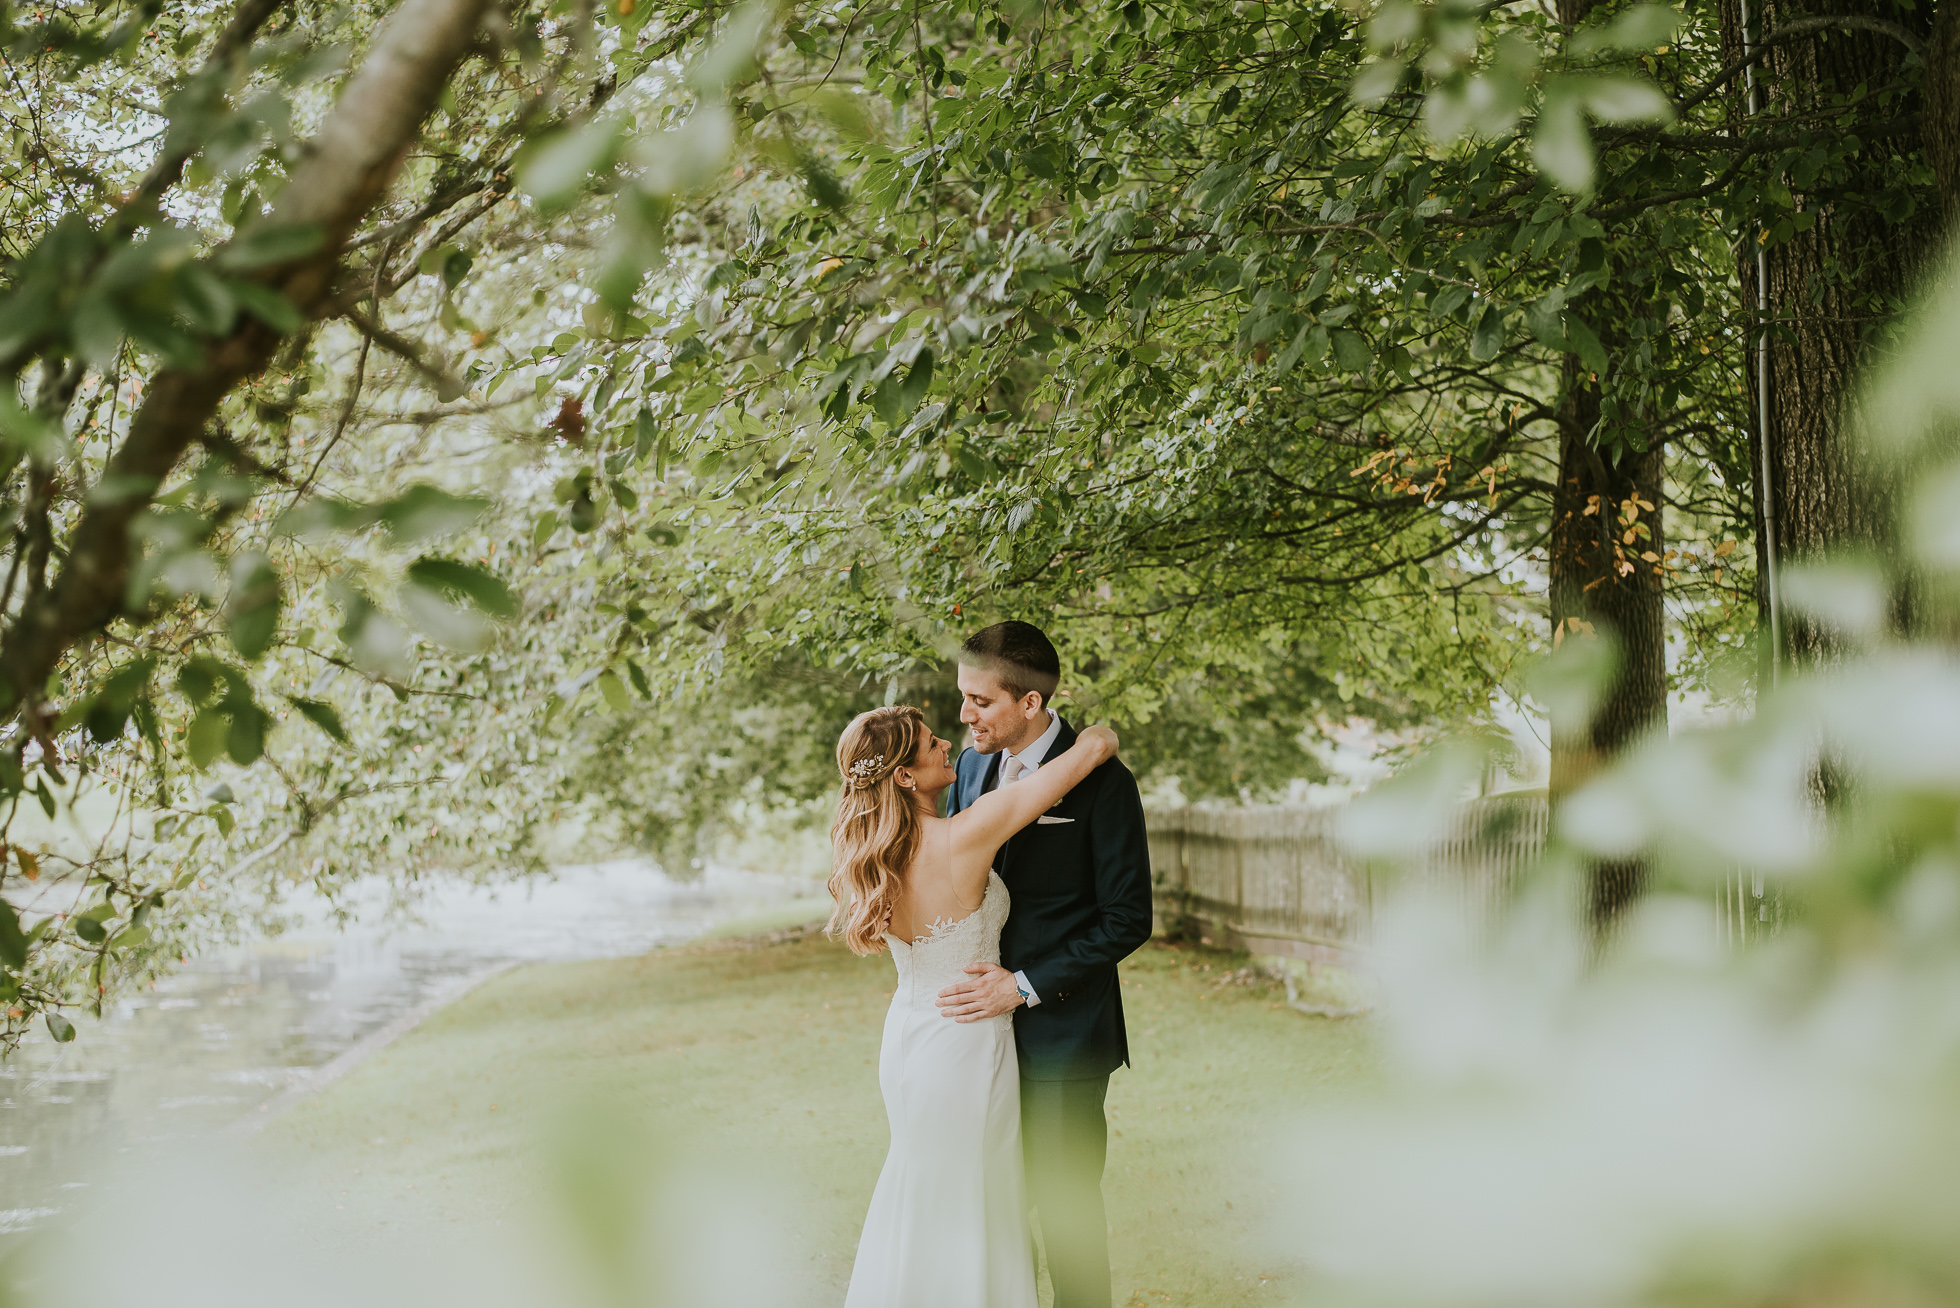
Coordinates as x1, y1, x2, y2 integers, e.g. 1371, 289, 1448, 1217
2, 0, 1952, 1040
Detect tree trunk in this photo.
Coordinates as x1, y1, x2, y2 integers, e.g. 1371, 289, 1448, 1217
1548, 360, 1670, 928
1923, 0, 1960, 225
1719, 0, 1941, 666
1544, 0, 1672, 933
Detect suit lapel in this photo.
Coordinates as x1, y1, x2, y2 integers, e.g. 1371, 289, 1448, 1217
957, 748, 1001, 812
995, 717, 1077, 876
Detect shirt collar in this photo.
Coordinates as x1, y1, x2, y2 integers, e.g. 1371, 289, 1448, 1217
1004, 709, 1062, 771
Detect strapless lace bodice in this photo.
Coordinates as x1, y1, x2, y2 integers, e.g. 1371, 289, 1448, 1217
884, 871, 1011, 1010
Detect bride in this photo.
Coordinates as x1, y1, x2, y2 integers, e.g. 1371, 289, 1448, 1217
827, 705, 1119, 1308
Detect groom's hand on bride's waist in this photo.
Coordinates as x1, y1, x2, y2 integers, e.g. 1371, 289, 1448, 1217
936, 962, 1024, 1022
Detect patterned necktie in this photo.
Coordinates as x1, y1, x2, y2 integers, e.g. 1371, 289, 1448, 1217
999, 754, 1026, 786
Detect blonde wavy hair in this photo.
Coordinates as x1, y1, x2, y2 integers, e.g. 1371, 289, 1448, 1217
827, 706, 930, 956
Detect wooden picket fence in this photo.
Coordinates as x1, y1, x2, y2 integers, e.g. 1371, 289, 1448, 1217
1145, 791, 1778, 963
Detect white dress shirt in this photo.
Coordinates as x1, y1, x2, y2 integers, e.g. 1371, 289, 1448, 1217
1000, 708, 1063, 778
997, 709, 1062, 1006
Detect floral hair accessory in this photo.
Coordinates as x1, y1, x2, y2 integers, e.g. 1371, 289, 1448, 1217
847, 755, 886, 787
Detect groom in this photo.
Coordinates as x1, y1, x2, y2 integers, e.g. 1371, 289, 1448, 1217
937, 620, 1154, 1308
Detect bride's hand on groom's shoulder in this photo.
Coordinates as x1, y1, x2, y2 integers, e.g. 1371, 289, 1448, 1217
1080, 723, 1119, 759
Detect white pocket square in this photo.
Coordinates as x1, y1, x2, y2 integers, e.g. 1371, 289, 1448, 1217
1036, 815, 1075, 825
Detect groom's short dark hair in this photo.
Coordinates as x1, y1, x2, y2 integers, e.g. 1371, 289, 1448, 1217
960, 621, 1061, 708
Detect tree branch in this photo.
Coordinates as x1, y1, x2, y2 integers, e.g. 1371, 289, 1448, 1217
0, 0, 494, 714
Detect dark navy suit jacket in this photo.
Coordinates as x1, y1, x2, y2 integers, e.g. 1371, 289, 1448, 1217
950, 717, 1154, 1082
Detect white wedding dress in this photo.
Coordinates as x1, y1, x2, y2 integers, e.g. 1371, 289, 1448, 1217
844, 870, 1038, 1308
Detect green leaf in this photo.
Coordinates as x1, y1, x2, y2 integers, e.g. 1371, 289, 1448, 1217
1570, 4, 1681, 56
70, 296, 126, 370
1430, 284, 1471, 321
1565, 312, 1610, 375
87, 657, 157, 743
175, 264, 238, 336
215, 224, 325, 271
225, 552, 281, 660
418, 244, 474, 290
0, 394, 68, 462
1532, 92, 1594, 192
72, 916, 107, 944
597, 669, 632, 712
0, 901, 27, 971
109, 925, 152, 952
273, 496, 374, 540
226, 280, 304, 333
379, 484, 490, 544
567, 480, 603, 533
227, 702, 269, 766
900, 349, 934, 411
635, 407, 658, 462
687, 1, 769, 93
177, 656, 226, 706
1331, 329, 1372, 373
1579, 75, 1674, 125
871, 372, 905, 424
520, 119, 624, 212
186, 709, 230, 768
1525, 291, 1569, 350
1351, 57, 1405, 107
45, 1013, 76, 1043
1471, 305, 1508, 361
1303, 324, 1330, 367
405, 557, 518, 619
288, 696, 349, 744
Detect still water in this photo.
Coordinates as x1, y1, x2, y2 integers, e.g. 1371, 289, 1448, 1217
0, 860, 817, 1236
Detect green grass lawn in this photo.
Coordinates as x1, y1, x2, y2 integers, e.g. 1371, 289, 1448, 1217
258, 924, 1374, 1307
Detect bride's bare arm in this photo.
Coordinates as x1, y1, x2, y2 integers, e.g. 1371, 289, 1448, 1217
950, 726, 1118, 859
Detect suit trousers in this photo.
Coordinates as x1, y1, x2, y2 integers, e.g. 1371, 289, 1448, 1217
1020, 1073, 1111, 1308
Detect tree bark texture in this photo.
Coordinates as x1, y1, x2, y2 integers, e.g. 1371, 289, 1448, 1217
1548, 360, 1669, 927
1925, 1, 1960, 225
0, 0, 492, 713
1719, 0, 1942, 666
